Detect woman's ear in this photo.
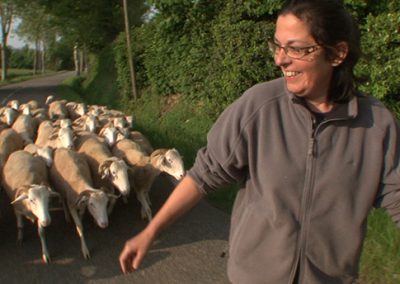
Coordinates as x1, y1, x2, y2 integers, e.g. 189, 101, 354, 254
331, 41, 349, 66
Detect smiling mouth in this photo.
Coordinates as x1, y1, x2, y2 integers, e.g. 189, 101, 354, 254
284, 71, 300, 78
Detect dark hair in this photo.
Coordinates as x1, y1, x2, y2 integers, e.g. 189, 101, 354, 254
279, 0, 361, 102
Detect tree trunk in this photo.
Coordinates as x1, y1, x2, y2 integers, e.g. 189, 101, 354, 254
41, 40, 45, 73
0, 2, 13, 81
79, 48, 84, 75
1, 39, 7, 80
33, 40, 39, 74
74, 44, 80, 76
123, 0, 138, 99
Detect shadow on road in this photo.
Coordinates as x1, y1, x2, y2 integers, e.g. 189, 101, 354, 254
0, 174, 230, 284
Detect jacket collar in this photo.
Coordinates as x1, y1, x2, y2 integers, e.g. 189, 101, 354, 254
287, 90, 358, 121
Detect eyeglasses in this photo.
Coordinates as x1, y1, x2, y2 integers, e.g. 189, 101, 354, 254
268, 40, 321, 59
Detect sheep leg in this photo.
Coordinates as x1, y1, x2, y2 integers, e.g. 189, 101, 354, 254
62, 199, 71, 223
107, 198, 116, 215
38, 224, 50, 263
78, 206, 86, 219
136, 191, 152, 221
145, 191, 152, 206
16, 212, 24, 244
69, 206, 90, 259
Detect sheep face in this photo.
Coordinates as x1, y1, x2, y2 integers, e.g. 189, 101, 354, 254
8, 99, 19, 110
86, 191, 110, 229
101, 126, 118, 147
57, 127, 74, 149
104, 159, 130, 196
113, 117, 127, 129
59, 118, 72, 129
111, 160, 130, 194
37, 147, 54, 167
45, 95, 55, 105
75, 103, 86, 116
85, 115, 99, 133
159, 149, 185, 181
3, 107, 18, 126
13, 185, 56, 227
20, 104, 32, 115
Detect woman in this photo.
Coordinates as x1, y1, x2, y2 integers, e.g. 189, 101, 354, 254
119, 0, 400, 283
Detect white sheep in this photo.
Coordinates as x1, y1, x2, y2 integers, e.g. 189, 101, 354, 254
31, 108, 50, 124
0, 128, 24, 170
35, 120, 74, 150
0, 106, 19, 126
98, 123, 119, 147
66, 101, 86, 121
47, 100, 68, 120
76, 135, 130, 208
2, 150, 61, 263
128, 130, 154, 155
113, 129, 154, 155
72, 114, 100, 133
6, 99, 19, 110
11, 112, 37, 145
112, 139, 185, 220
24, 144, 54, 167
19, 103, 32, 115
49, 148, 118, 259
45, 95, 55, 105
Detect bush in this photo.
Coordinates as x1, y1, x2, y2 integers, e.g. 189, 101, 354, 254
114, 0, 282, 119
356, 10, 400, 101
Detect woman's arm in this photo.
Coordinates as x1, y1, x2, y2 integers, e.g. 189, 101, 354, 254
119, 175, 204, 273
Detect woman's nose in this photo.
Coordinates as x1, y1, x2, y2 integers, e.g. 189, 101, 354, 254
274, 48, 291, 66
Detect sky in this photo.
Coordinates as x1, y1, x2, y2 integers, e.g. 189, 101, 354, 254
6, 18, 29, 49
9, 33, 27, 48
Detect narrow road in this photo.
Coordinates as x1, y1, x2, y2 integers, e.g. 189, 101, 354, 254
0, 72, 230, 283
0, 71, 75, 105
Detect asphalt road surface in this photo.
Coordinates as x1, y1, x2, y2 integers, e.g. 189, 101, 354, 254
0, 72, 230, 284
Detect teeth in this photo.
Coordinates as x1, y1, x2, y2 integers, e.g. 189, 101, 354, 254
285, 71, 299, 77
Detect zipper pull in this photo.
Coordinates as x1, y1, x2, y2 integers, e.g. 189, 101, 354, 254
308, 137, 315, 156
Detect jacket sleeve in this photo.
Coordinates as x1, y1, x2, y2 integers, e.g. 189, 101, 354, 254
374, 118, 400, 227
187, 97, 251, 194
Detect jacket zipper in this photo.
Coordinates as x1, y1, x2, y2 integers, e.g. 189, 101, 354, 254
291, 115, 350, 284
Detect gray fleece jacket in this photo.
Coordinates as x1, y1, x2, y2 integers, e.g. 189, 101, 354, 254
187, 77, 400, 284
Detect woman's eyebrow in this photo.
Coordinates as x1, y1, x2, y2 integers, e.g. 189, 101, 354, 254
273, 37, 311, 45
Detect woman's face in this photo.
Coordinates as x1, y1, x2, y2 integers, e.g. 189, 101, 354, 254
273, 13, 335, 103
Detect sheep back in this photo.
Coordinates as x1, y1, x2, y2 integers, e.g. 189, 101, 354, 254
50, 148, 93, 204
2, 150, 49, 199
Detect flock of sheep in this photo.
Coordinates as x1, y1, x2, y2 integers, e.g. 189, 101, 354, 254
0, 96, 185, 263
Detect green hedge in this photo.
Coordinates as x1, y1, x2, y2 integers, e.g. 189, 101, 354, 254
114, 0, 282, 119
113, 0, 399, 120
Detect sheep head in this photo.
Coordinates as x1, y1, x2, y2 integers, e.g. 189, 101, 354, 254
99, 158, 130, 197
57, 127, 74, 149
76, 189, 111, 229
12, 184, 59, 227
154, 148, 185, 181
99, 125, 118, 146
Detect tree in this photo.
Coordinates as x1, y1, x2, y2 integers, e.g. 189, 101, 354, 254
123, 0, 138, 99
0, 0, 13, 80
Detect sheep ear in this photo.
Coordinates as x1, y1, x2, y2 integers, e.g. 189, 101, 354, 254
75, 194, 88, 208
74, 190, 92, 207
48, 129, 59, 140
48, 187, 60, 198
11, 193, 28, 204
99, 160, 112, 179
98, 127, 106, 136
108, 193, 120, 200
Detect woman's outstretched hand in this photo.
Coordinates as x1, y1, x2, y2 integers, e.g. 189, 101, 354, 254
119, 176, 204, 274
119, 228, 156, 274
